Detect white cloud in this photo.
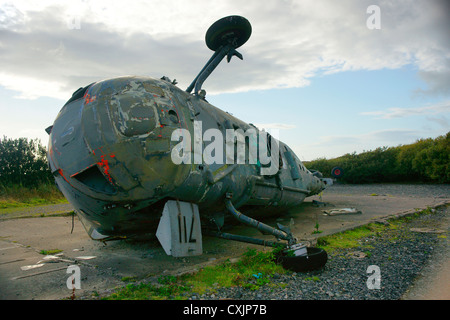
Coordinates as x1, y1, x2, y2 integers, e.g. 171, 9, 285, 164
0, 72, 69, 100
252, 123, 296, 130
361, 101, 450, 119
0, 0, 449, 101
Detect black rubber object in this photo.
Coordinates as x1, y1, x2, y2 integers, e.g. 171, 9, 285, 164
331, 166, 344, 178
277, 247, 328, 272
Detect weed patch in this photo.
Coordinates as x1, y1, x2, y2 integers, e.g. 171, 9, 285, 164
0, 184, 66, 210
316, 207, 437, 254
39, 249, 63, 255
317, 223, 385, 253
105, 248, 286, 300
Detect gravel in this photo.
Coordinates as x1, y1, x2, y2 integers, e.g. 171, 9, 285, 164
196, 205, 448, 300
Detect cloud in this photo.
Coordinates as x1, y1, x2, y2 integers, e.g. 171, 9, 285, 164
1, 0, 449, 101
252, 123, 296, 130
360, 101, 450, 119
426, 115, 450, 130
416, 70, 450, 97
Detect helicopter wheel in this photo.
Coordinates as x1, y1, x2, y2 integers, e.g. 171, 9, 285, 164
331, 166, 344, 178
276, 247, 328, 272
205, 15, 252, 51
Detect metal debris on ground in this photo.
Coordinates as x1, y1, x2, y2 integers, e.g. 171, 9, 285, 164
323, 208, 362, 216
20, 253, 79, 272
409, 228, 446, 234
75, 256, 97, 260
20, 264, 45, 271
312, 200, 330, 207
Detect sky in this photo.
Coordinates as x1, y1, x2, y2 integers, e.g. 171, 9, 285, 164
0, 0, 449, 161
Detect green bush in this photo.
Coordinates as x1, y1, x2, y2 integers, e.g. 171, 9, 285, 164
305, 132, 449, 184
0, 136, 53, 189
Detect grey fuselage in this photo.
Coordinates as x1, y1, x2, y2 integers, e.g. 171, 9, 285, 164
47, 76, 325, 240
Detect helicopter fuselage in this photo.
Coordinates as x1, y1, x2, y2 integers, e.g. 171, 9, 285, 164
47, 75, 325, 240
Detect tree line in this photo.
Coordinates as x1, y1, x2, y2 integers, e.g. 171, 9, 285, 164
304, 132, 449, 184
0, 136, 53, 189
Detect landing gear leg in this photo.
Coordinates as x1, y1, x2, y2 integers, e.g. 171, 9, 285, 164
215, 194, 327, 272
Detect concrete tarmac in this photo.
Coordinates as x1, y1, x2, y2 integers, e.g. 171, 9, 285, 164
0, 183, 448, 300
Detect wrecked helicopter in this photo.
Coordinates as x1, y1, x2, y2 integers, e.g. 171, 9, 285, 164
46, 16, 330, 272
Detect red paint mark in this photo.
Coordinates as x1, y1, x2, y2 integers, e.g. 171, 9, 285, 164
96, 154, 116, 184
91, 147, 104, 156
84, 93, 97, 105
48, 147, 58, 173
58, 169, 70, 183
97, 155, 112, 184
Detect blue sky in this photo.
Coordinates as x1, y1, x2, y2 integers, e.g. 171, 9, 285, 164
209, 64, 448, 160
1, 0, 449, 161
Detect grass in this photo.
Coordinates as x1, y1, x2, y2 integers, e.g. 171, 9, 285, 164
185, 248, 286, 293
316, 206, 437, 254
312, 221, 323, 234
316, 223, 385, 253
105, 281, 189, 300
39, 249, 63, 255
0, 184, 67, 210
104, 248, 286, 300
305, 276, 320, 282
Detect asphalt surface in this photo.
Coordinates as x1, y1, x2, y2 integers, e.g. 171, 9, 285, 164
0, 183, 448, 300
